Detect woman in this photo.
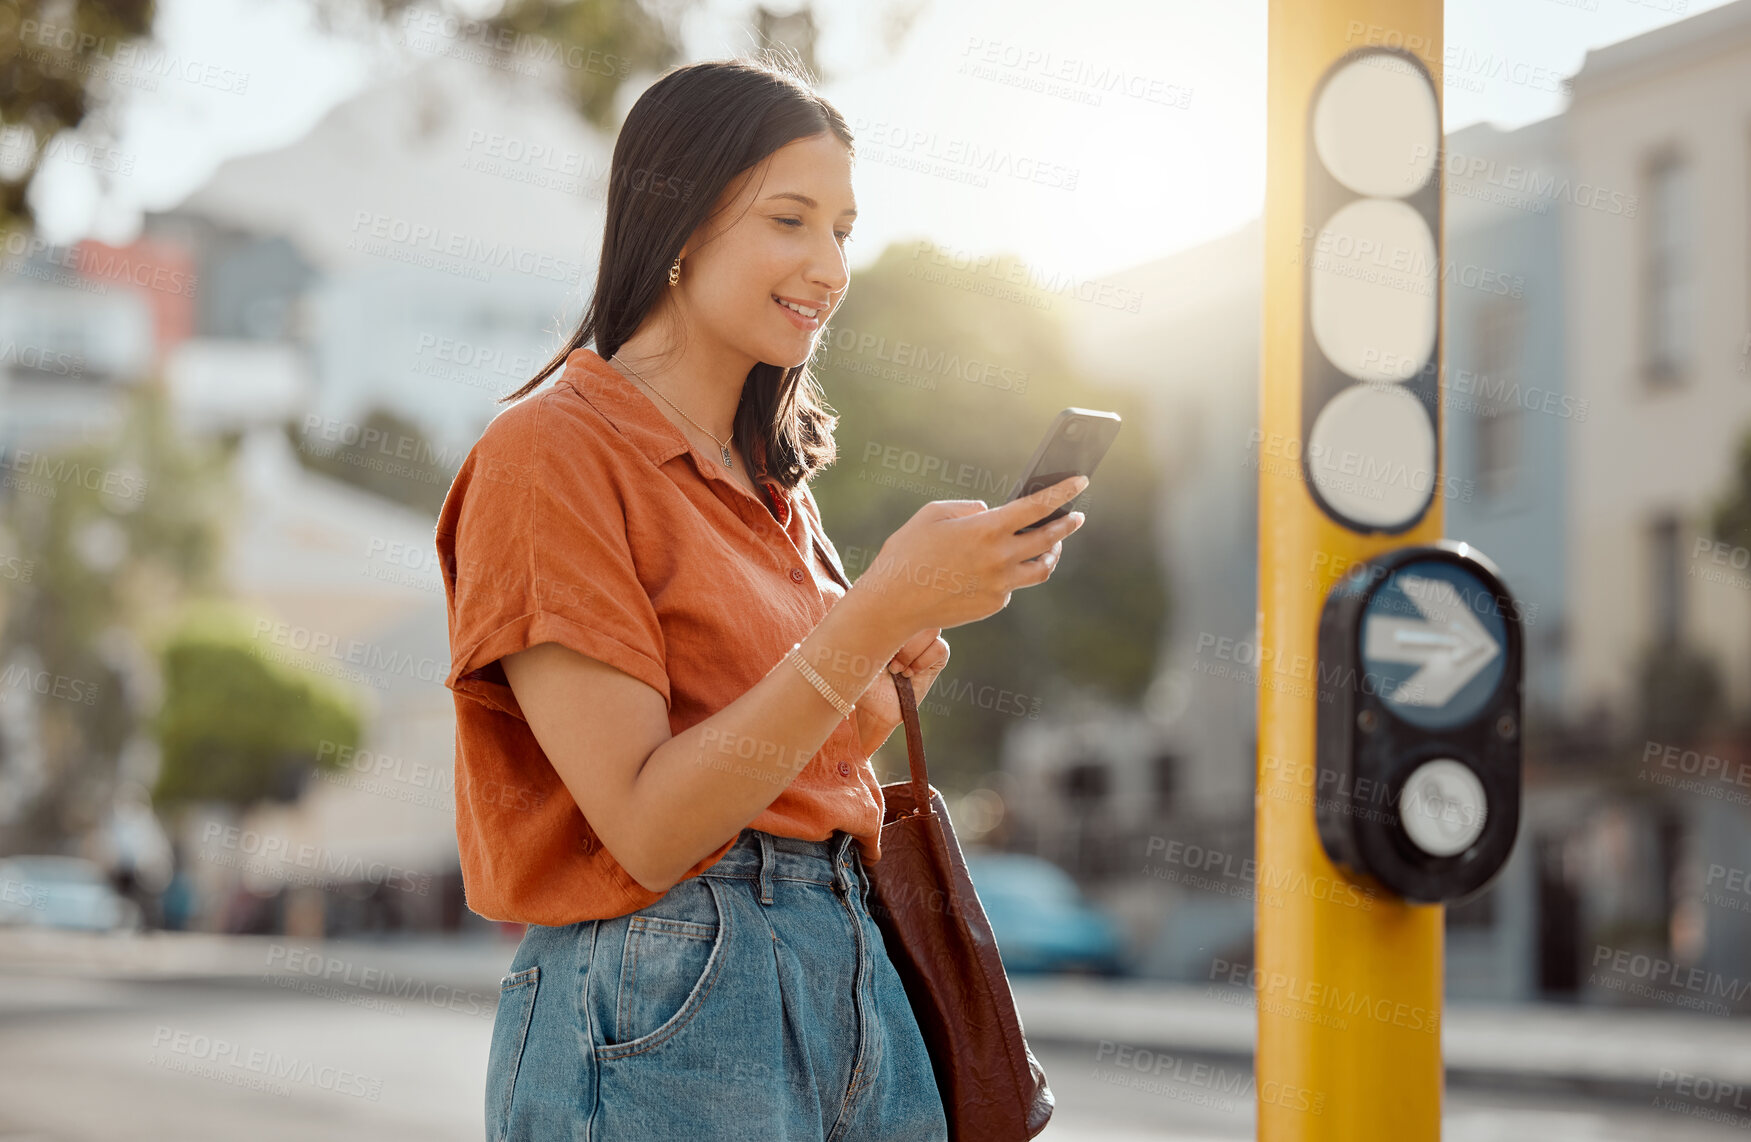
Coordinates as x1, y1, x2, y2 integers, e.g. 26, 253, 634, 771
436, 55, 1087, 1141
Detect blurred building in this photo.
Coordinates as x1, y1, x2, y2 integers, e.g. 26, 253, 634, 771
1561, 2, 1751, 725
175, 49, 605, 454
1557, 1, 1751, 988
0, 242, 164, 453
0, 204, 315, 451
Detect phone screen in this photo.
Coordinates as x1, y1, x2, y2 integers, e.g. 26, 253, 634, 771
1007, 408, 1122, 533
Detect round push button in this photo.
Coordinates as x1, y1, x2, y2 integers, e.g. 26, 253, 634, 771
1398, 758, 1488, 858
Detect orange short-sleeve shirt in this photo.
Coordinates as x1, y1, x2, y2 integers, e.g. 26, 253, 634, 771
435, 346, 884, 925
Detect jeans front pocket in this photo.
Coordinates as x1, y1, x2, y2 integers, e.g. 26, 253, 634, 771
485, 965, 539, 1142
598, 876, 727, 1061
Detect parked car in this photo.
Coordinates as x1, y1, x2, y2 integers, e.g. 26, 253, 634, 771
0, 856, 142, 932
961, 850, 1125, 976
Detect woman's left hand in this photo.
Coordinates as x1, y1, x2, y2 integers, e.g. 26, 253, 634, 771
854, 630, 949, 757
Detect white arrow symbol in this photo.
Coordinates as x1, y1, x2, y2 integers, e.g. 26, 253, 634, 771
1363, 575, 1500, 708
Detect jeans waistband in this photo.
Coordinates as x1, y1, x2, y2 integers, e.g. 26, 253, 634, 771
698, 828, 862, 903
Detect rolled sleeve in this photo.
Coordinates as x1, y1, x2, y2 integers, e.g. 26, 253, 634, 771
437, 396, 671, 720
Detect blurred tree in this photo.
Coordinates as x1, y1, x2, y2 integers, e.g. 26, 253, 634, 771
2, 0, 927, 241
1634, 641, 1723, 746
1711, 429, 1751, 563
313, 0, 695, 130
1710, 426, 1751, 721
0, 0, 156, 240
809, 240, 1171, 790
150, 604, 363, 806
283, 403, 454, 516
0, 379, 232, 852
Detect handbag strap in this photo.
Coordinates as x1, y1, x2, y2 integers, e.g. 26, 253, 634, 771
890, 671, 931, 807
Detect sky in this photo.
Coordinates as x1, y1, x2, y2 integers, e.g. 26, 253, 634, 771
29, 0, 1736, 281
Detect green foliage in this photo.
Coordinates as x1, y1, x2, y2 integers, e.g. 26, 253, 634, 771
809, 241, 1170, 788
283, 404, 454, 517
1711, 426, 1751, 722
0, 0, 157, 242
1711, 429, 1751, 553
422, 0, 694, 129
150, 603, 363, 807
0, 380, 231, 848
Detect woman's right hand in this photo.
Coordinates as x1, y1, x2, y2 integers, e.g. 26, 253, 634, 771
853, 474, 1090, 635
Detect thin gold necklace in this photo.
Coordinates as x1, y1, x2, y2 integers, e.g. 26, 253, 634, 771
610, 353, 736, 470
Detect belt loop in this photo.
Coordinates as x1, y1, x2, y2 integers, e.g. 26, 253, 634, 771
755, 829, 775, 905
831, 830, 856, 892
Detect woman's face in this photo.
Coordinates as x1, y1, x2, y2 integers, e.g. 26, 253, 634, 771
677, 131, 855, 370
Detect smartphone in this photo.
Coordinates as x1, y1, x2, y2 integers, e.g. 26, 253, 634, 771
1005, 407, 1123, 534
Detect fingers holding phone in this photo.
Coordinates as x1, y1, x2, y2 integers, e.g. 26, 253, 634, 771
1004, 407, 1121, 534
996, 475, 1088, 568
854, 405, 1119, 634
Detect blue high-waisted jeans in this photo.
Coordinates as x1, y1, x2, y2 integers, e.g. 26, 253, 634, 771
485, 827, 950, 1141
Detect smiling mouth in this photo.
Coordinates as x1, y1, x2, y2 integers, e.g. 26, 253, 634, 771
773, 295, 825, 321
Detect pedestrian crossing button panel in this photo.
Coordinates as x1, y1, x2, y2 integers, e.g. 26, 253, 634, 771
1314, 541, 1523, 903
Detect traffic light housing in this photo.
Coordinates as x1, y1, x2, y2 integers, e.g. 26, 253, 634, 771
1300, 47, 1443, 536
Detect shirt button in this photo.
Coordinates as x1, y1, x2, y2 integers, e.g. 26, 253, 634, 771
790, 567, 806, 583
837, 760, 852, 777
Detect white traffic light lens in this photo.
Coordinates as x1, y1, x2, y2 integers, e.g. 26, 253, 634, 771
1309, 198, 1437, 382
1399, 758, 1488, 858
1306, 382, 1436, 527
1312, 55, 1441, 197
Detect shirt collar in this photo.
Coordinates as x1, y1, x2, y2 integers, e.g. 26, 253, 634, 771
559, 346, 790, 499
560, 347, 693, 468
560, 348, 848, 589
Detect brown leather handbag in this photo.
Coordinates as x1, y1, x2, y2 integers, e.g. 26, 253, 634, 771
862, 671, 1055, 1141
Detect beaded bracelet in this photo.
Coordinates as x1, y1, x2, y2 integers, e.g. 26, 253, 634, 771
786, 641, 856, 719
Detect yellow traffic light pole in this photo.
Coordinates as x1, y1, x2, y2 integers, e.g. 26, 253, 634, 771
1258, 1, 1446, 1138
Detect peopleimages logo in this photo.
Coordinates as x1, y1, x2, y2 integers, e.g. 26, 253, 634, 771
1207, 957, 1440, 1034
1407, 144, 1637, 218
199, 823, 434, 896
148, 1026, 383, 1100
1589, 944, 1751, 1014
1091, 1040, 1325, 1116
249, 618, 450, 687
850, 117, 1080, 191
347, 212, 584, 285
0, 444, 149, 502
264, 945, 495, 1020
0, 338, 84, 376
815, 324, 1029, 393
1142, 835, 1375, 912
0, 664, 98, 706
1294, 227, 1526, 299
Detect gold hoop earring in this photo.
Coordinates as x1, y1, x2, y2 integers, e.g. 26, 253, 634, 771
668, 257, 680, 287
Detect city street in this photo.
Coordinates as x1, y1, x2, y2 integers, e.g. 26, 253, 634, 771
0, 960, 1745, 1141
4, 0, 1751, 1138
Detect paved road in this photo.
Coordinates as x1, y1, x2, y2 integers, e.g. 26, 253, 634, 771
0, 972, 1746, 1140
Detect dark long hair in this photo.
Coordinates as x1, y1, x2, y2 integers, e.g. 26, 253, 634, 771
501, 54, 853, 493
